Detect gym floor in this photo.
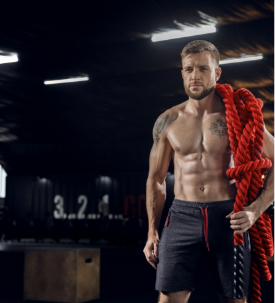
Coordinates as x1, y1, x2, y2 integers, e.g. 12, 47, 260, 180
0, 271, 273, 303
0, 243, 273, 303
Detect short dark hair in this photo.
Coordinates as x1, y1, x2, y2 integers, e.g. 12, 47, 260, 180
181, 40, 220, 67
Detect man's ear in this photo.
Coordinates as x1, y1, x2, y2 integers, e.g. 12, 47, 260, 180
181, 69, 184, 79
215, 67, 222, 81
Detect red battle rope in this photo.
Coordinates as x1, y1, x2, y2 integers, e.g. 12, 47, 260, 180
216, 83, 273, 303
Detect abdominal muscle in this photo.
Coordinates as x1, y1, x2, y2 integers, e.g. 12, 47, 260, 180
173, 152, 237, 202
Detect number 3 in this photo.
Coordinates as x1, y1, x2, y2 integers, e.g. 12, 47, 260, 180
54, 195, 64, 219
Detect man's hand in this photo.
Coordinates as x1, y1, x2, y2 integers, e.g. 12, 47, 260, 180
143, 236, 160, 269
226, 204, 260, 234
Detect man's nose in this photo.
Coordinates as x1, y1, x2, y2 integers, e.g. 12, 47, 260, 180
191, 69, 200, 80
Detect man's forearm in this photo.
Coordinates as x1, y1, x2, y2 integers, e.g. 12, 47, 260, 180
146, 177, 166, 237
251, 165, 274, 217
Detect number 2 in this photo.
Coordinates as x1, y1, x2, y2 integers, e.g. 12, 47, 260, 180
77, 195, 88, 219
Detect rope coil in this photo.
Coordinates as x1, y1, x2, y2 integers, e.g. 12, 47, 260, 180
216, 83, 273, 303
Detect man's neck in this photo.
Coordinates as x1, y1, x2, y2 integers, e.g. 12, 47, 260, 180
185, 89, 224, 117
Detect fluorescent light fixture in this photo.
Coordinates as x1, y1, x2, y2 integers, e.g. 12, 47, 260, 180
0, 165, 7, 198
152, 26, 216, 42
0, 52, 18, 64
44, 76, 89, 85
220, 54, 263, 65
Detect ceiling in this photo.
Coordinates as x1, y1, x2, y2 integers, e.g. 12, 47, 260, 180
0, 0, 273, 175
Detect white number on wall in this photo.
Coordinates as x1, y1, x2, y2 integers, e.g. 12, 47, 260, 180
77, 195, 88, 219
54, 195, 64, 219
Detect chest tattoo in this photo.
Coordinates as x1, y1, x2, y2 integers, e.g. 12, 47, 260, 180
208, 117, 227, 138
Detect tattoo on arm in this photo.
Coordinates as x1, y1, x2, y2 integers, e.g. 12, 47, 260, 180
153, 114, 169, 146
208, 117, 227, 138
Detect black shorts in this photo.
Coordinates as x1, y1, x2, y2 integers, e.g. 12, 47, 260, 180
155, 199, 251, 298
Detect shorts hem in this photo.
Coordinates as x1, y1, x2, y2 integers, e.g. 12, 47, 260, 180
155, 286, 194, 293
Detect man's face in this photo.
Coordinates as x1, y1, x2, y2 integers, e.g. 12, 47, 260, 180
181, 51, 221, 100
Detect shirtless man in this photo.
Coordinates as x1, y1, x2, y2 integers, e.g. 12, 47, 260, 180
143, 40, 274, 303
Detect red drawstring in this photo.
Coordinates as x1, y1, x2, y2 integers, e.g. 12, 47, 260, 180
199, 206, 210, 251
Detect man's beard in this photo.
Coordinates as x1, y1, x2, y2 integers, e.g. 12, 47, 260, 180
184, 81, 216, 101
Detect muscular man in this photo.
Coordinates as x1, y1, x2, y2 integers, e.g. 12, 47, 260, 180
143, 40, 274, 303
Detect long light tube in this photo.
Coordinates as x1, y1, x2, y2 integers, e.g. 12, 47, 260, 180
152, 26, 216, 42
44, 76, 89, 85
0, 165, 7, 198
0, 52, 18, 64
220, 54, 263, 65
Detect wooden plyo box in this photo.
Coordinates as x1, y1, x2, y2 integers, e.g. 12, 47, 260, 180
24, 248, 100, 303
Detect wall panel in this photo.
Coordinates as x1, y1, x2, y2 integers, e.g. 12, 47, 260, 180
6, 173, 175, 222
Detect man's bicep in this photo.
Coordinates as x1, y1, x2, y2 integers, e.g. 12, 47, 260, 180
148, 111, 172, 182
148, 138, 172, 183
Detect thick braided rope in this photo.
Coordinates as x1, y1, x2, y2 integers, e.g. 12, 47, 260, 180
216, 84, 273, 303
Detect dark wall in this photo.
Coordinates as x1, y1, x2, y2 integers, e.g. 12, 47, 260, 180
6, 173, 175, 222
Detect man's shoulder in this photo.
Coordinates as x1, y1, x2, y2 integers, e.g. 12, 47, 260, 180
155, 105, 183, 126
152, 106, 185, 141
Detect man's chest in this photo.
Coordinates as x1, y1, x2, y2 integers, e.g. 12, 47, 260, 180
167, 113, 231, 156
